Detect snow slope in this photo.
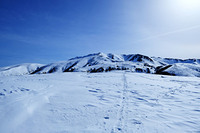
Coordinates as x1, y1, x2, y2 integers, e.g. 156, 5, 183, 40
162, 63, 200, 77
0, 63, 43, 76
0, 72, 200, 133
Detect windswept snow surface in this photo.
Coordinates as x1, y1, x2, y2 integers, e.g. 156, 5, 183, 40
0, 72, 200, 133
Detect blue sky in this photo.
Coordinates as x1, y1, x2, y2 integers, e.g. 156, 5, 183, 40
0, 0, 200, 67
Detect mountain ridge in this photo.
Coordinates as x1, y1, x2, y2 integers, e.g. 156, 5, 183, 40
0, 53, 200, 77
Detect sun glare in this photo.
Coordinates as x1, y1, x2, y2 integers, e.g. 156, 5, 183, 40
162, 0, 200, 19
174, 0, 200, 11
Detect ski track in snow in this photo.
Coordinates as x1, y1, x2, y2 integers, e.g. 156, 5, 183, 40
111, 72, 128, 133
0, 72, 200, 133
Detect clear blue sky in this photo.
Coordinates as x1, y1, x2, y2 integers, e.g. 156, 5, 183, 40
0, 0, 200, 67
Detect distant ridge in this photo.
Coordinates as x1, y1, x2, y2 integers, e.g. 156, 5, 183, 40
0, 53, 200, 77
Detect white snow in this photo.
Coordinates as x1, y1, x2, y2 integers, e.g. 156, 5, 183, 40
163, 63, 200, 77
0, 71, 200, 133
0, 63, 43, 76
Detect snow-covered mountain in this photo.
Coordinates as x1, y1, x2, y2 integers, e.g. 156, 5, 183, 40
30, 53, 159, 74
1, 58, 200, 132
0, 63, 43, 76
0, 52, 200, 77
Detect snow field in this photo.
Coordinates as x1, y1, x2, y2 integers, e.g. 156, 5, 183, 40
0, 72, 200, 133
